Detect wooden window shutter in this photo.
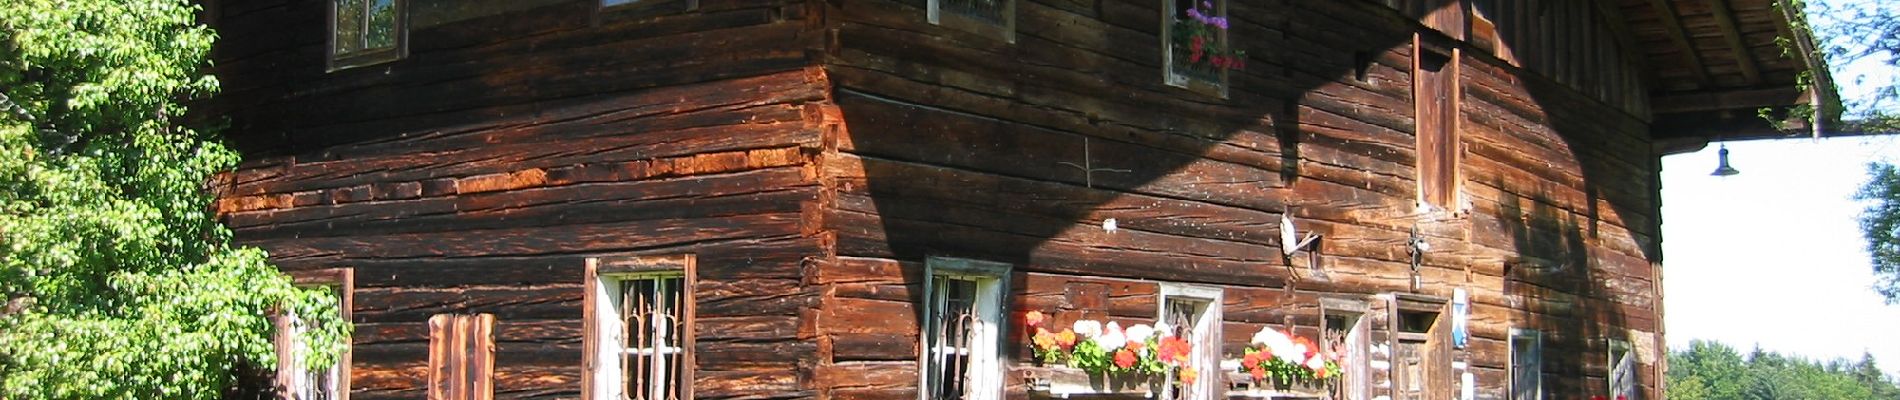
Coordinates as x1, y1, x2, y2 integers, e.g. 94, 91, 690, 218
1346, 316, 1372, 400
1420, 305, 1453, 400
428, 314, 495, 400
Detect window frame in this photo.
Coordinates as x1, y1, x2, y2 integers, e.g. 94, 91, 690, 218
276, 267, 354, 400
584, 254, 699, 400
1160, 0, 1230, 98
918, 257, 1012, 400
326, 0, 408, 71
1607, 338, 1637, 400
1411, 34, 1463, 211
1509, 328, 1543, 400
596, 0, 698, 25
1156, 283, 1222, 400
928, 0, 1017, 43
1320, 297, 1372, 400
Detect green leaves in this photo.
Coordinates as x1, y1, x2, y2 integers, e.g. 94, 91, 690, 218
0, 1, 345, 398
1857, 162, 1900, 304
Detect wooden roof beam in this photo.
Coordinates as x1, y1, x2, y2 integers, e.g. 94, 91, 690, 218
1651, 87, 1805, 114
1645, 0, 1712, 88
1709, 0, 1763, 85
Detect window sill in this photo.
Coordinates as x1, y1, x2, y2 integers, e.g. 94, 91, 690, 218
1021, 365, 1161, 398
1165, 72, 1228, 99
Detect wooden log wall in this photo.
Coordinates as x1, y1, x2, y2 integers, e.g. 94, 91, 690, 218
207, 0, 837, 398
810, 0, 1664, 399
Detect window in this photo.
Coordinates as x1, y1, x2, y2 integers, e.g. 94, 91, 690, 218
1157, 283, 1221, 400
276, 268, 354, 400
328, 0, 405, 70
1388, 295, 1451, 400
1162, 0, 1231, 96
1509, 329, 1542, 400
929, 0, 1016, 43
1413, 37, 1461, 210
1608, 338, 1637, 400
428, 313, 495, 400
920, 257, 1010, 400
1321, 298, 1371, 400
586, 255, 698, 400
599, 0, 697, 21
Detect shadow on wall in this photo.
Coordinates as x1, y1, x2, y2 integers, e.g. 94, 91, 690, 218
834, 0, 1658, 394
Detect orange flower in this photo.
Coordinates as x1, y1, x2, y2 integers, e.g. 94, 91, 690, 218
1249, 367, 1267, 381
1026, 311, 1045, 328
1113, 348, 1140, 369
1242, 351, 1262, 366
1157, 337, 1194, 365
1055, 329, 1078, 350
1125, 340, 1145, 353
1179, 367, 1199, 384
1314, 366, 1330, 379
1032, 328, 1057, 350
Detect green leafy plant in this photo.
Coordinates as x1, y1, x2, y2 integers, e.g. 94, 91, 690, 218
1024, 311, 1199, 383
0, 0, 346, 398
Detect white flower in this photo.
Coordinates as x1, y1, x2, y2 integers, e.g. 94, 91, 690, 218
1095, 330, 1127, 351
1105, 321, 1123, 337
1305, 356, 1326, 370
1251, 326, 1290, 347
1279, 341, 1308, 364
1074, 320, 1103, 338
1125, 324, 1155, 344
1154, 322, 1174, 337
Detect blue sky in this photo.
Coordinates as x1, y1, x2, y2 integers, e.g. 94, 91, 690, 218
1659, 0, 1900, 375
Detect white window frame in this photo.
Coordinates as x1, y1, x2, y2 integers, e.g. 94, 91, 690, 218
1157, 283, 1222, 400
928, 0, 1017, 43
1321, 298, 1372, 400
585, 255, 697, 400
277, 268, 353, 400
919, 257, 1011, 400
1608, 338, 1637, 400
326, 0, 407, 71
1509, 328, 1543, 400
915, 257, 1010, 400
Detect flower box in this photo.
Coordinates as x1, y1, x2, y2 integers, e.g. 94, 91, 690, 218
1022, 365, 1164, 398
1223, 370, 1330, 400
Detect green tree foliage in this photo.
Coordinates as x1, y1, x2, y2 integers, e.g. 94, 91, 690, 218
1667, 340, 1900, 400
1810, 0, 1900, 132
0, 0, 346, 398
1858, 162, 1900, 303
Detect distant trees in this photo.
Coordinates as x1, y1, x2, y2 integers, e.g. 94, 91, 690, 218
1667, 340, 1900, 400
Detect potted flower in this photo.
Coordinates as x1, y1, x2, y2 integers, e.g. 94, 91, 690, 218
1237, 326, 1340, 392
1022, 311, 1199, 395
1170, 0, 1246, 80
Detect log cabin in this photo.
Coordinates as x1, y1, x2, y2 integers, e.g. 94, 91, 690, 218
201, 0, 1836, 399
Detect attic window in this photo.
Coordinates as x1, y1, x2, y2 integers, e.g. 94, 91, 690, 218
929, 0, 1016, 43
1162, 0, 1235, 97
328, 0, 405, 71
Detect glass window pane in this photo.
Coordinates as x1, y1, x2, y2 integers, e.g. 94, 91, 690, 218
603, 0, 641, 7
333, 0, 366, 54
366, 0, 398, 50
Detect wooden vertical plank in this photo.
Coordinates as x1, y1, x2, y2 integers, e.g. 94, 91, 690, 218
1422, 304, 1453, 400
428, 314, 450, 400
470, 314, 495, 400
680, 256, 698, 400
581, 258, 601, 400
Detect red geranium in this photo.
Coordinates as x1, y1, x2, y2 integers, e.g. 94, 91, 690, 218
1113, 349, 1140, 369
